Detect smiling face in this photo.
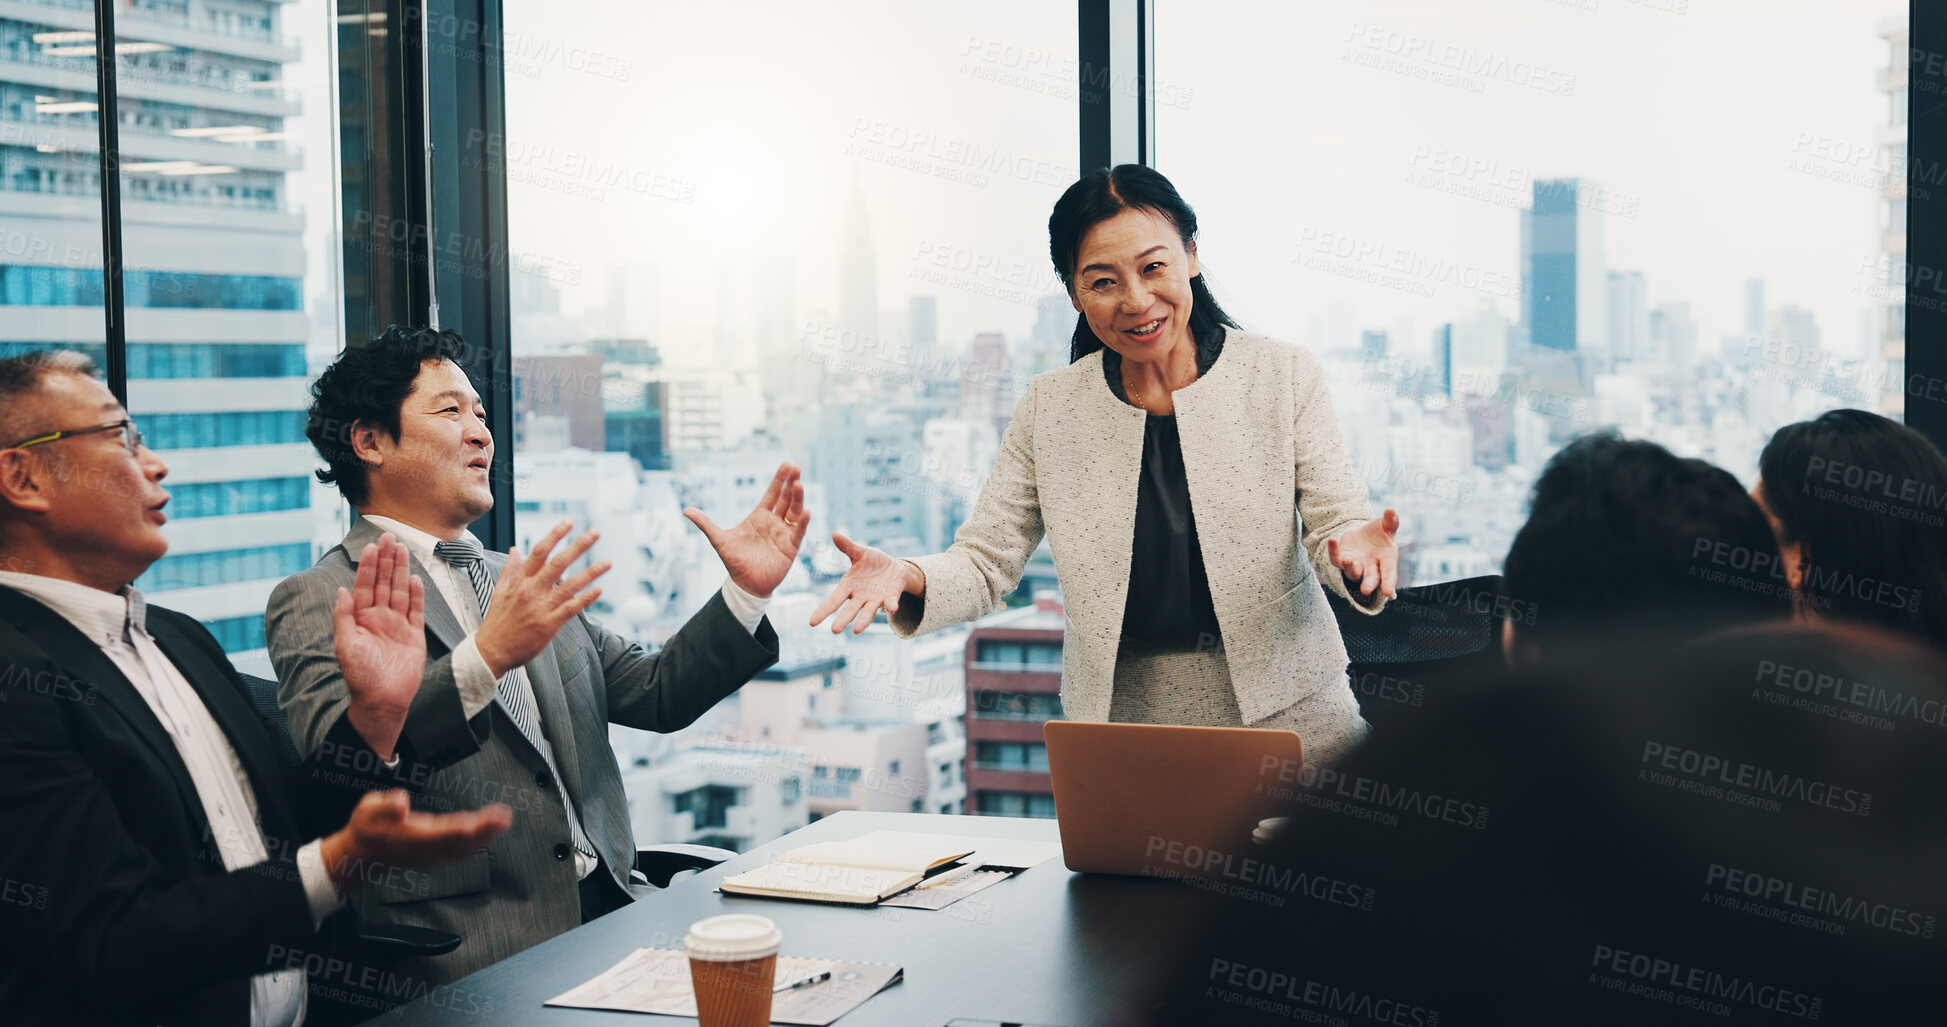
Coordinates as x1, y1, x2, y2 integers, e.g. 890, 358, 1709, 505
357, 358, 494, 536
0, 372, 172, 589
1068, 207, 1201, 368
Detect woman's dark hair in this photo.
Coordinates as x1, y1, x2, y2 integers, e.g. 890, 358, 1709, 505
306, 325, 471, 507
1758, 408, 1947, 650
1047, 164, 1239, 363
1503, 430, 1789, 658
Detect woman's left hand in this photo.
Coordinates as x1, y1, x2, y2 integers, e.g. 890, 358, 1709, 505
1327, 508, 1399, 601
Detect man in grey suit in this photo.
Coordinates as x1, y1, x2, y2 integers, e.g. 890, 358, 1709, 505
267, 326, 809, 984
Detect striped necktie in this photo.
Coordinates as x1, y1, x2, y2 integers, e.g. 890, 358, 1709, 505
432, 537, 597, 863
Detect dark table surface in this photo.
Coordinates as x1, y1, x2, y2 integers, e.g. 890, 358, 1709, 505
361, 811, 1224, 1027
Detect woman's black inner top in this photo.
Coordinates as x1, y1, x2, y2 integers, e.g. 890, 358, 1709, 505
1101, 327, 1226, 649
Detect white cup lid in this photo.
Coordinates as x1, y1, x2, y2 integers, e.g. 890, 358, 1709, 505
1252, 816, 1295, 845
684, 914, 783, 961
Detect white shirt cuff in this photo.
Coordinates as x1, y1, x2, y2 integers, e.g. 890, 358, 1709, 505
295, 839, 346, 927
451, 636, 500, 719
720, 577, 770, 636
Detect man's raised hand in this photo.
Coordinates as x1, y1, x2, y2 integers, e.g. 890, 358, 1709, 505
684, 461, 808, 599
474, 520, 611, 678
334, 533, 426, 761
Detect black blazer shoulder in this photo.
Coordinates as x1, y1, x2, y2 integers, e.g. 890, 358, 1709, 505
0, 584, 326, 1027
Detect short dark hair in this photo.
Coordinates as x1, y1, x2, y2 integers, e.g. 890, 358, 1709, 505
0, 350, 101, 449
306, 325, 470, 507
1047, 164, 1239, 363
1759, 408, 1947, 650
1503, 430, 1789, 654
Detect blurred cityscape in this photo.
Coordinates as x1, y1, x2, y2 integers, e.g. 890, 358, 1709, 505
0, 1, 1909, 851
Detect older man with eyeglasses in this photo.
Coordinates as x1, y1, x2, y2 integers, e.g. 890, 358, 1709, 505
0, 350, 512, 1027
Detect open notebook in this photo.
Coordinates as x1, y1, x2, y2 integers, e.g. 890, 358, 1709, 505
719, 838, 975, 905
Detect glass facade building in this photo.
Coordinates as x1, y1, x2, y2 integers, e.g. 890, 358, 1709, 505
1, 0, 327, 667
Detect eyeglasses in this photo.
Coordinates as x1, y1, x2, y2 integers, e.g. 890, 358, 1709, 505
9, 419, 146, 453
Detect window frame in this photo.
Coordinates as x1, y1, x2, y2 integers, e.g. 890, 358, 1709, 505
62, 0, 1938, 547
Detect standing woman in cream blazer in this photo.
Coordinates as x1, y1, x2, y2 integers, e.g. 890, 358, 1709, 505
810, 165, 1399, 767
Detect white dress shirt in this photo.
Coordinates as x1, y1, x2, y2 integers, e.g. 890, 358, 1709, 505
0, 571, 342, 1027
357, 516, 769, 879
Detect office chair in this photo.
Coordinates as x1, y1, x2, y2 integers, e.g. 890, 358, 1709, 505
1325, 573, 1509, 731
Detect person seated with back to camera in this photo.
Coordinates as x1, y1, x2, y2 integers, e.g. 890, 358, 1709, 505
1498, 429, 1793, 668
1751, 408, 1947, 653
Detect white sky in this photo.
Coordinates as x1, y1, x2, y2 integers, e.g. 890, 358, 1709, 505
483, 0, 1902, 366
1160, 0, 1906, 361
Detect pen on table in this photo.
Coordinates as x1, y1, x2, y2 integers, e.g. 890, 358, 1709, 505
776, 971, 831, 993
914, 864, 979, 890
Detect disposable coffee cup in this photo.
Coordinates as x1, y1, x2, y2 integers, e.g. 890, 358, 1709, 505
685, 914, 783, 1027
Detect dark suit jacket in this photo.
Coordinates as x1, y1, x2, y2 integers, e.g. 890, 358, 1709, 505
267, 516, 780, 984
1147, 625, 1947, 1024
0, 584, 338, 1027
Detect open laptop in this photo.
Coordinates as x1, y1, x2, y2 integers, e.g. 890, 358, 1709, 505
1043, 721, 1304, 878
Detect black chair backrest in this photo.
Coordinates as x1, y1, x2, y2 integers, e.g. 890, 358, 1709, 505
239, 672, 304, 769
1328, 574, 1509, 729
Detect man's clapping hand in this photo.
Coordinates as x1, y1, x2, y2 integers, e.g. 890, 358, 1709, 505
334, 533, 426, 762
474, 521, 611, 678
321, 790, 511, 895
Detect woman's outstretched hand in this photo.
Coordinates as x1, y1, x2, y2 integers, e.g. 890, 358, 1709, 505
1327, 508, 1400, 600
810, 532, 920, 634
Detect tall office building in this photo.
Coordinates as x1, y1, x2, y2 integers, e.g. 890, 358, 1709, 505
907, 294, 937, 349
0, 3, 316, 673
807, 403, 922, 553
1648, 301, 1698, 370
1607, 271, 1648, 363
1520, 178, 1607, 363
1359, 329, 1388, 362
1428, 324, 1453, 397
1449, 299, 1510, 389
1767, 305, 1821, 358
839, 173, 877, 344
1742, 277, 1766, 342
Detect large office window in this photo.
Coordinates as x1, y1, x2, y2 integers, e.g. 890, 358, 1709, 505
501, 1, 1077, 643
111, 2, 342, 664
0, 6, 104, 400
1158, 1, 1910, 585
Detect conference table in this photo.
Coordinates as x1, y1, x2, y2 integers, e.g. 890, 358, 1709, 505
366, 811, 1224, 1026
